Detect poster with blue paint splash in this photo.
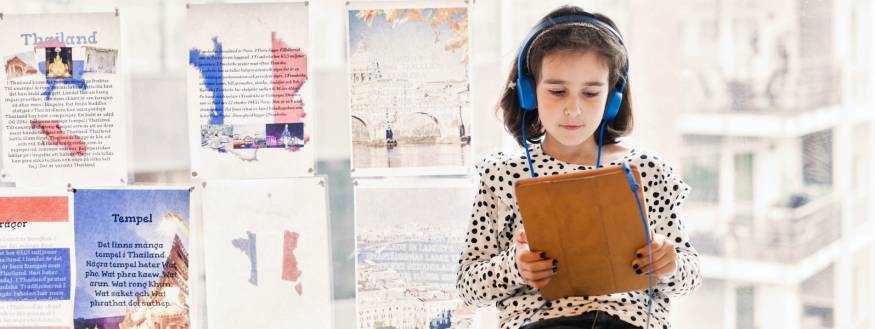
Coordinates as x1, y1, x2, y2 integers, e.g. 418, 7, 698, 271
187, 3, 315, 180
0, 13, 127, 188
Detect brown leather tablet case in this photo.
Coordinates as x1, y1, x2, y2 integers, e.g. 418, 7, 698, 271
514, 165, 651, 300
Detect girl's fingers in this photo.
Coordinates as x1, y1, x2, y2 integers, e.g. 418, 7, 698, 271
518, 250, 546, 263
632, 242, 676, 272
522, 267, 557, 281
637, 251, 675, 275
520, 257, 554, 273
633, 244, 666, 268
635, 235, 666, 259
528, 276, 553, 289
650, 259, 677, 277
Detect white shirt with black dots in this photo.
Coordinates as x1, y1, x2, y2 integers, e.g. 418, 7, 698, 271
456, 143, 702, 329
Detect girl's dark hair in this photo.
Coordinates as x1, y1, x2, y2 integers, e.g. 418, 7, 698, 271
499, 5, 633, 147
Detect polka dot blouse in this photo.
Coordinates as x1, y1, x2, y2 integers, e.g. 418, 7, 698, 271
456, 143, 702, 329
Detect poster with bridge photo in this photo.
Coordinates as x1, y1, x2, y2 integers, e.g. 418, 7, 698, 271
201, 178, 332, 328
347, 1, 471, 176
354, 178, 476, 328
72, 188, 191, 329
187, 3, 314, 180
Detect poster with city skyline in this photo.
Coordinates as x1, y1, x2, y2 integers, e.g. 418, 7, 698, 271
72, 188, 190, 329
354, 178, 475, 328
201, 178, 332, 328
347, 2, 472, 176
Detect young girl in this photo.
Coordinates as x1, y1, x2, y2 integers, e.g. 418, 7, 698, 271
457, 6, 701, 329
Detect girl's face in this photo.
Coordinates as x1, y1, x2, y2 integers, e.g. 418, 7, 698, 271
536, 50, 611, 148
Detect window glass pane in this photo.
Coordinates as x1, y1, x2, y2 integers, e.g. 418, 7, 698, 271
734, 152, 753, 202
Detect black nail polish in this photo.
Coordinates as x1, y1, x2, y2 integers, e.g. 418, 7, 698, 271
636, 253, 642, 258
540, 251, 547, 259
552, 265, 558, 273
633, 264, 639, 270
636, 269, 642, 275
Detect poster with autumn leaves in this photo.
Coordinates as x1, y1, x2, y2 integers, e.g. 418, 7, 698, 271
347, 4, 472, 176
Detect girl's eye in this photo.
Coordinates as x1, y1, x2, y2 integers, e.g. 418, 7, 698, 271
584, 92, 600, 97
549, 90, 566, 96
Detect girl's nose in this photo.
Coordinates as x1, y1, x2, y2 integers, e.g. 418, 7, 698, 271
564, 100, 582, 116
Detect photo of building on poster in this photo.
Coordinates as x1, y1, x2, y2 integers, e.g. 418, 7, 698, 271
0, 13, 127, 187
187, 3, 314, 179
72, 189, 190, 329
0, 191, 74, 328
355, 180, 475, 328
201, 178, 332, 328
347, 6, 471, 173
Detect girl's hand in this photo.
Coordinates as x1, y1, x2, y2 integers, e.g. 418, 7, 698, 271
515, 231, 558, 289
631, 232, 677, 277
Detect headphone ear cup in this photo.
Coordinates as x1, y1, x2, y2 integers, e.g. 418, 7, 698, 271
516, 77, 538, 111
603, 88, 623, 122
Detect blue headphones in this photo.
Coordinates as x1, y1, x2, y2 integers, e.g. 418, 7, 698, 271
516, 15, 628, 120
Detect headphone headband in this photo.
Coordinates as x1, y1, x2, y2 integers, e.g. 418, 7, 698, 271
517, 15, 628, 75
518, 15, 626, 77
